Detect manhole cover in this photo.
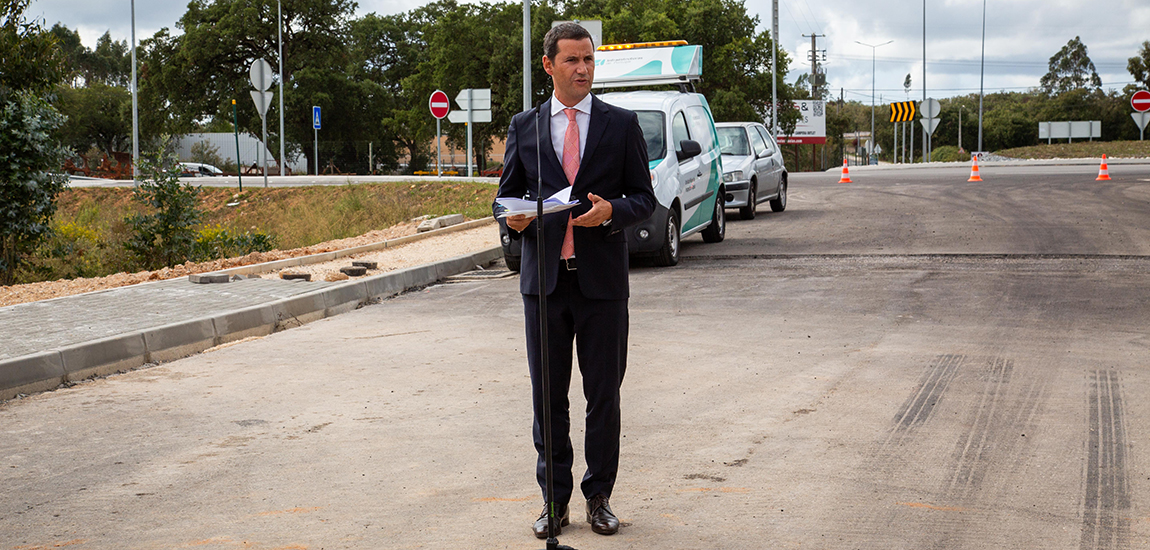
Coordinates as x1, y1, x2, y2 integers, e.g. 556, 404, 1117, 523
445, 269, 517, 282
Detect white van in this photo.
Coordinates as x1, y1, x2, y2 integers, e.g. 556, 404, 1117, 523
497, 42, 725, 270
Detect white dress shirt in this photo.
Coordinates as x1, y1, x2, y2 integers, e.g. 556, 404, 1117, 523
549, 93, 592, 165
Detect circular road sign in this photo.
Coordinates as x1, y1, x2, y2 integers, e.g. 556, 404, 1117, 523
429, 90, 450, 119
249, 58, 274, 91
921, 98, 941, 118
1132, 90, 1150, 113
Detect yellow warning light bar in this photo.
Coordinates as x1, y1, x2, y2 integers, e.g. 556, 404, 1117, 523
597, 40, 688, 51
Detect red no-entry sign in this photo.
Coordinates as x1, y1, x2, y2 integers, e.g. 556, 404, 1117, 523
429, 90, 450, 119
1132, 90, 1150, 113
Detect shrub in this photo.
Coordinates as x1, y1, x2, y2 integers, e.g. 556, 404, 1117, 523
193, 224, 276, 261
0, 89, 70, 285
930, 145, 967, 163
123, 153, 203, 269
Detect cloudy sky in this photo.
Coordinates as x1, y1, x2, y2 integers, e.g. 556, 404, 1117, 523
25, 0, 1150, 103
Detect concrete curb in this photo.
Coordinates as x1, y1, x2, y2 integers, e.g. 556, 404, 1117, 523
0, 245, 504, 401
826, 157, 1150, 173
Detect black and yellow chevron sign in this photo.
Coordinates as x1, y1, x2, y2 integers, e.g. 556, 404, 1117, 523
890, 101, 917, 122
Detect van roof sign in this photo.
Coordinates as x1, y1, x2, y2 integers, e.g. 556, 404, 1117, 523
592, 44, 702, 89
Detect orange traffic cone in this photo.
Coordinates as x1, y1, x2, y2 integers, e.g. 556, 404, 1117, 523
967, 154, 983, 182
1095, 155, 1111, 181
838, 158, 853, 183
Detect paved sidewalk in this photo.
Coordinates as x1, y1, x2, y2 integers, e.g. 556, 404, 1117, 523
0, 246, 502, 400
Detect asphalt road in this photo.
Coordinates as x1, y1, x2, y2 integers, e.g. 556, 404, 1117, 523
3, 163, 1150, 549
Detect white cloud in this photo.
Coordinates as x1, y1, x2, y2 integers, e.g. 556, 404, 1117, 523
25, 0, 1148, 98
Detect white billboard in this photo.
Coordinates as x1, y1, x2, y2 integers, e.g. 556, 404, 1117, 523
778, 100, 826, 144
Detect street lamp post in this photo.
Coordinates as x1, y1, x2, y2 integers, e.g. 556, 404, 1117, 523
856, 40, 892, 165
978, 0, 987, 154
278, 0, 285, 176
958, 104, 965, 152
130, 0, 138, 182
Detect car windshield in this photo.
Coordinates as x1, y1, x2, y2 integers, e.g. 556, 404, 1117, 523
716, 127, 750, 156
635, 111, 666, 161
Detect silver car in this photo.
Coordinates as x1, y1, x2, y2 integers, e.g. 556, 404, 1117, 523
716, 122, 787, 220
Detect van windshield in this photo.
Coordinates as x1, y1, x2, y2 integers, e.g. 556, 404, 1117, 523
716, 127, 750, 156
635, 111, 666, 161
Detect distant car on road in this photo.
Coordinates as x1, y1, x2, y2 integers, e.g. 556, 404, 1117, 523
179, 162, 224, 177
715, 122, 787, 219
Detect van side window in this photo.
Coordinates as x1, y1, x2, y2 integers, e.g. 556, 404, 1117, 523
749, 126, 768, 157
672, 111, 691, 155
684, 106, 715, 154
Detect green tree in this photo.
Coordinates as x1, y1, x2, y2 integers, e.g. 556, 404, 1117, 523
140, 0, 359, 170
1040, 36, 1101, 96
1127, 41, 1150, 91
0, 0, 69, 285
56, 82, 132, 154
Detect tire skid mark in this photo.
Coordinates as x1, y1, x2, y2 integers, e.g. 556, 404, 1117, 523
885, 354, 965, 447
946, 357, 1013, 500
1081, 369, 1131, 550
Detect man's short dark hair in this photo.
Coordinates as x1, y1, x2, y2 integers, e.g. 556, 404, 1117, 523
544, 23, 594, 60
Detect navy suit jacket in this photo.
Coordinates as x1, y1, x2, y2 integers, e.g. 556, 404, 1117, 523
494, 95, 655, 300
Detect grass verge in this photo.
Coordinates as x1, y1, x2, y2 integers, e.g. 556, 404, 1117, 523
21, 180, 497, 284
997, 140, 1150, 160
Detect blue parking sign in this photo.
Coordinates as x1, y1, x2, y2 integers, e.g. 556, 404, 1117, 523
312, 106, 321, 130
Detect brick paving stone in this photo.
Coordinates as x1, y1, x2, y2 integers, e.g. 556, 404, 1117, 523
0, 277, 340, 361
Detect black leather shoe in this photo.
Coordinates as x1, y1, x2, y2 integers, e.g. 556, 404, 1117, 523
586, 494, 619, 535
533, 503, 569, 539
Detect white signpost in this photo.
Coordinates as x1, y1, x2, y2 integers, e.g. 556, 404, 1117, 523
249, 58, 274, 187
1132, 112, 1150, 141
430, 90, 449, 177
312, 106, 321, 175
1131, 90, 1150, 140
448, 88, 492, 177
920, 98, 940, 162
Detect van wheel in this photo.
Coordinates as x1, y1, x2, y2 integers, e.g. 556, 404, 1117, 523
702, 193, 725, 243
653, 210, 680, 267
739, 180, 757, 220
504, 254, 520, 273
770, 179, 787, 212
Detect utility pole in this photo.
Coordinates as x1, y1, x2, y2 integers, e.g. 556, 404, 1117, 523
804, 34, 825, 170
803, 34, 826, 99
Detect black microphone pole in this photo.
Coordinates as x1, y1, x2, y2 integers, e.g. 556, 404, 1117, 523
535, 101, 575, 550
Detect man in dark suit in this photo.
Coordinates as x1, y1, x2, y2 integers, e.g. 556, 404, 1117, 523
493, 23, 655, 539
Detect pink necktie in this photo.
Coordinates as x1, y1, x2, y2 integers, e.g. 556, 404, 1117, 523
560, 108, 580, 259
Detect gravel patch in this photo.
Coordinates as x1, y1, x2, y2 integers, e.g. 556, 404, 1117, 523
0, 219, 499, 308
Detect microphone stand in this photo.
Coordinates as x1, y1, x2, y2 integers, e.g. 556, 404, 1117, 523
535, 103, 575, 550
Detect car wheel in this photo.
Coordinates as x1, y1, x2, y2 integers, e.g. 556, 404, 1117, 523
702, 192, 725, 243
653, 209, 680, 267
739, 180, 757, 220
504, 254, 520, 273
770, 179, 787, 212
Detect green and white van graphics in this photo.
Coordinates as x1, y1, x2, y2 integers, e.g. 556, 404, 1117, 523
595, 42, 725, 266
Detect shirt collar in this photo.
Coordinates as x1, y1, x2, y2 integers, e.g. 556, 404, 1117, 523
550, 93, 593, 117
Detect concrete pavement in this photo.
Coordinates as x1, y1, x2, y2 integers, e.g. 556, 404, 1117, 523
0, 244, 502, 400
3, 163, 1150, 549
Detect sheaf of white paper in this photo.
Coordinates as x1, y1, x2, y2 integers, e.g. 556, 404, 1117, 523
496, 186, 579, 217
